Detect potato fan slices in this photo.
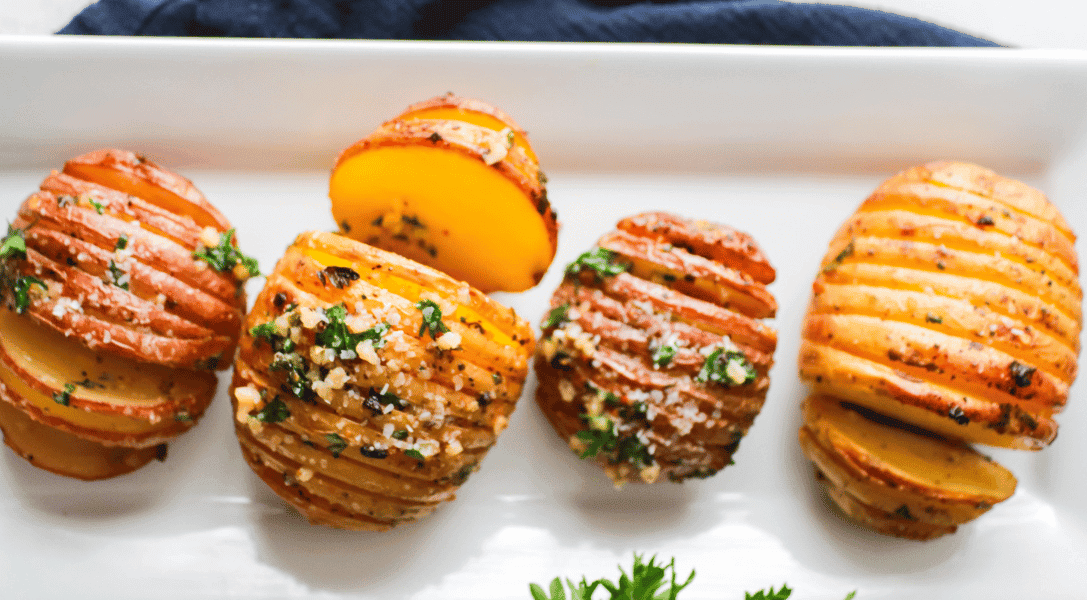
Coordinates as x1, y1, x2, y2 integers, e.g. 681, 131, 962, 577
232, 231, 533, 530
0, 149, 250, 479
330, 93, 557, 293
799, 161, 1081, 538
535, 212, 777, 485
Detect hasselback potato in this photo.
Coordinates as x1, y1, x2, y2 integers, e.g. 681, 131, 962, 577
535, 212, 777, 485
798, 161, 1081, 538
0, 149, 253, 479
329, 93, 557, 293
231, 231, 533, 530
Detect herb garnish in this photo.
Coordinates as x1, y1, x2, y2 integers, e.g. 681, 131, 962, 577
404, 448, 425, 460
11, 275, 46, 313
925, 313, 943, 324
542, 303, 570, 329
822, 240, 855, 273
88, 198, 105, 215
696, 348, 756, 387
575, 416, 652, 469
529, 554, 693, 600
745, 585, 793, 600
254, 396, 290, 423
115, 234, 129, 251
325, 433, 348, 458
269, 352, 312, 401
53, 383, 76, 406
565, 247, 630, 279
316, 303, 390, 351
651, 344, 677, 368
391, 430, 409, 440
193, 228, 260, 278
1, 225, 26, 260
107, 260, 129, 290
415, 299, 450, 339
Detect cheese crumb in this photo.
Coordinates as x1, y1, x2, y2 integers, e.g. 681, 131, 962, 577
436, 331, 462, 350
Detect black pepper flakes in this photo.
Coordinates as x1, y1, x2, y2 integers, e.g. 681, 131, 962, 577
1008, 361, 1036, 387
948, 405, 970, 425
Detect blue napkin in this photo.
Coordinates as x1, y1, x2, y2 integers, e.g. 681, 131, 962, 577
59, 0, 999, 46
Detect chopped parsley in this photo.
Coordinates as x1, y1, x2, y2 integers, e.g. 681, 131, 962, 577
269, 352, 312, 401
106, 260, 129, 290
193, 228, 260, 278
822, 240, 855, 273
10, 275, 46, 313
174, 412, 193, 422
315, 303, 390, 351
696, 348, 756, 387
115, 234, 129, 251
88, 198, 105, 214
0, 225, 26, 260
652, 344, 677, 368
925, 313, 943, 324
565, 247, 630, 279
53, 383, 76, 406
325, 433, 348, 458
254, 396, 290, 423
415, 299, 450, 339
542, 303, 570, 329
391, 429, 409, 441
250, 320, 295, 353
404, 448, 425, 461
575, 416, 653, 469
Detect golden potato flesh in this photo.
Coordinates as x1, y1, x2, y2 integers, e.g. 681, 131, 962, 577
535, 212, 777, 486
798, 161, 1079, 539
231, 231, 534, 530
0, 149, 249, 478
330, 97, 557, 293
800, 395, 1016, 540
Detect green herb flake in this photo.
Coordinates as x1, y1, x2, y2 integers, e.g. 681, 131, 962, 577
404, 448, 424, 460
391, 429, 409, 441
325, 433, 348, 458
53, 383, 76, 406
925, 313, 943, 324
542, 303, 570, 329
107, 260, 129, 290
174, 412, 193, 422
87, 198, 105, 214
565, 247, 630, 279
315, 303, 390, 351
652, 344, 677, 368
11, 275, 46, 313
193, 228, 260, 278
115, 234, 129, 251
415, 299, 450, 339
254, 396, 291, 423
822, 240, 855, 273
0, 225, 27, 261
696, 348, 756, 387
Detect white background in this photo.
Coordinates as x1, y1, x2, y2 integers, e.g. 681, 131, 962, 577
1, 0, 1087, 50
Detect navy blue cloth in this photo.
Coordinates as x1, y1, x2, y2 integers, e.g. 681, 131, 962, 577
58, 0, 1000, 47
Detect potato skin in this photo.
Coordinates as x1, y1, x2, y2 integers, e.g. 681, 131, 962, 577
231, 231, 533, 530
535, 212, 777, 485
798, 161, 1080, 538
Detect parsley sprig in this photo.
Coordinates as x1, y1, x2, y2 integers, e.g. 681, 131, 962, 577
193, 228, 260, 278
543, 303, 570, 329
651, 344, 676, 368
530, 554, 693, 600
254, 396, 290, 423
1, 225, 26, 260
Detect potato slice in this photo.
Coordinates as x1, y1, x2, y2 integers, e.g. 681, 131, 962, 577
231, 231, 534, 530
0, 308, 215, 447
329, 96, 557, 293
0, 396, 164, 481
397, 92, 539, 163
535, 212, 777, 485
799, 395, 1016, 539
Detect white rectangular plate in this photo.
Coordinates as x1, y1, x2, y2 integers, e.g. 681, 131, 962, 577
1, 37, 1086, 600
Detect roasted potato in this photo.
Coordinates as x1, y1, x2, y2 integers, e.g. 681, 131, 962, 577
231, 231, 533, 530
329, 94, 557, 293
0, 149, 252, 479
535, 212, 777, 485
798, 161, 1080, 538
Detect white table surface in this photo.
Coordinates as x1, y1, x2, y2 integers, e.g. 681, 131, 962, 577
1, 0, 1086, 50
